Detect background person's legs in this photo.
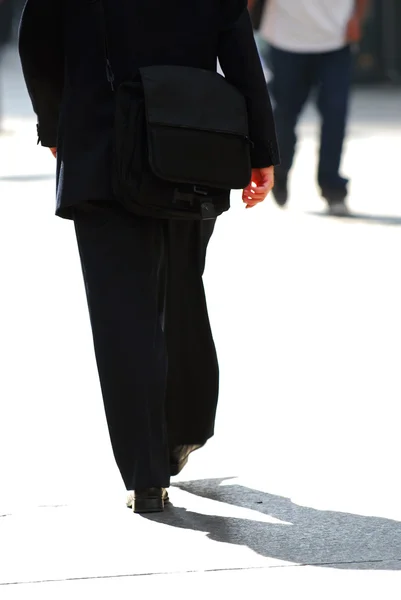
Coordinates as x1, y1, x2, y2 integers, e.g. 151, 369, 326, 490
0, 50, 4, 132
0, 0, 15, 133
268, 46, 315, 205
316, 46, 352, 208
74, 201, 170, 491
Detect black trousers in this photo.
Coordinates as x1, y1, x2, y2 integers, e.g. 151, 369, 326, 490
73, 201, 219, 490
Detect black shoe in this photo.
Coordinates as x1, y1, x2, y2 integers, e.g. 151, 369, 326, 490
126, 488, 169, 514
322, 188, 349, 217
327, 201, 350, 217
170, 444, 203, 476
272, 177, 288, 207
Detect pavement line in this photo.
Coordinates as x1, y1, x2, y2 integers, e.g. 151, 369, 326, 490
2, 560, 401, 586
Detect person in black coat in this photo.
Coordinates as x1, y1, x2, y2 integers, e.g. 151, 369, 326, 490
19, 0, 279, 513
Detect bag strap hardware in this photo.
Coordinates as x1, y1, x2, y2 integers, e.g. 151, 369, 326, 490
194, 186, 209, 196
200, 203, 218, 219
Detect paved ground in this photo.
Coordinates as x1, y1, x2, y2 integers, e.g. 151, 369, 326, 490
1, 47, 401, 598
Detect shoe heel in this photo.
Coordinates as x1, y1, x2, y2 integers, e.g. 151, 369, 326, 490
133, 495, 165, 514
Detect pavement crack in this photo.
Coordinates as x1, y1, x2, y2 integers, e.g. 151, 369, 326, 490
2, 560, 401, 586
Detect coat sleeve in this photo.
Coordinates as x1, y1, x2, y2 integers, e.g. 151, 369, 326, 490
18, 0, 64, 147
218, 3, 279, 168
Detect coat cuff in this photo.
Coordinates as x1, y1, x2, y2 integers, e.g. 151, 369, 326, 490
251, 141, 280, 169
36, 122, 58, 148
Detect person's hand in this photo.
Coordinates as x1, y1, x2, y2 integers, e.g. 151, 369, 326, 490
346, 15, 362, 44
242, 166, 274, 209
50, 147, 57, 158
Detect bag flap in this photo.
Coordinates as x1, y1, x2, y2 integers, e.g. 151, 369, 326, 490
146, 125, 251, 190
139, 65, 250, 138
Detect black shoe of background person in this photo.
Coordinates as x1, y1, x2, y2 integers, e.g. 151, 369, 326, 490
170, 444, 204, 476
271, 177, 288, 207
126, 488, 169, 513
322, 188, 350, 217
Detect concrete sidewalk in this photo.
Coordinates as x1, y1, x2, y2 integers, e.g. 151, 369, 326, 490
1, 48, 401, 598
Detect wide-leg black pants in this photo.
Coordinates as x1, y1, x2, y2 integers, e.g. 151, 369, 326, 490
73, 201, 219, 490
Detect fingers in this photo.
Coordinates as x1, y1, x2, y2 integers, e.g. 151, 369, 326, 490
242, 166, 275, 208
242, 183, 273, 206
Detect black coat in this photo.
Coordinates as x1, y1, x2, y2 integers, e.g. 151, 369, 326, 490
19, 0, 279, 219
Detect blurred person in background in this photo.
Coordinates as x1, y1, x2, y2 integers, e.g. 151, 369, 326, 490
249, 0, 369, 216
0, 0, 14, 133
19, 0, 278, 513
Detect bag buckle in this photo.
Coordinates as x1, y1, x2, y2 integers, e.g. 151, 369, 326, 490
173, 189, 196, 205
173, 188, 216, 219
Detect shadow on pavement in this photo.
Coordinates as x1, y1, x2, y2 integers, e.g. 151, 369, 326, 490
144, 478, 401, 571
308, 211, 401, 226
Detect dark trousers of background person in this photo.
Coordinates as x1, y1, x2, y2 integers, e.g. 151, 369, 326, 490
0, 51, 3, 131
73, 201, 219, 491
0, 0, 15, 132
268, 45, 352, 201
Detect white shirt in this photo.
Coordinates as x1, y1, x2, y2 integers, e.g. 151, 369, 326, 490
260, 0, 355, 53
